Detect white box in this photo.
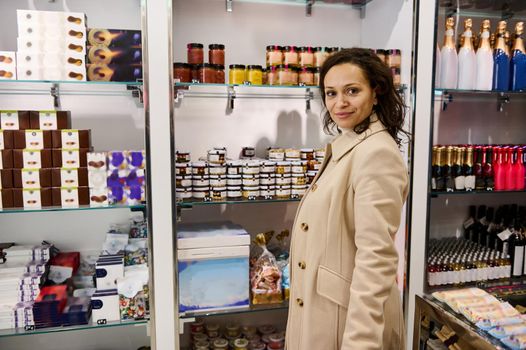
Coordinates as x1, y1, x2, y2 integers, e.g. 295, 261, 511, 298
17, 37, 86, 55
0, 51, 16, 80
96, 259, 124, 291
91, 289, 120, 323
177, 221, 251, 249
16, 65, 43, 80
89, 187, 108, 207
17, 10, 86, 31
16, 52, 85, 69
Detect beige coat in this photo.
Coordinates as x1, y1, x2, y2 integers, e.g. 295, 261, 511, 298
285, 116, 408, 350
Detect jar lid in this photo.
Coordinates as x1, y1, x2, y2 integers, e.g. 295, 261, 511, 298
227, 186, 241, 190
277, 161, 291, 165
292, 184, 308, 189
243, 185, 259, 190
187, 43, 204, 49
176, 163, 191, 168
299, 66, 315, 73
261, 161, 277, 166
247, 65, 263, 71
388, 49, 401, 54
234, 338, 249, 347
268, 333, 286, 342
283, 45, 297, 51
173, 62, 191, 68
229, 64, 246, 69
292, 173, 306, 177
191, 161, 207, 167
198, 63, 215, 68
276, 64, 300, 71
176, 187, 191, 192
227, 160, 243, 166
209, 44, 225, 50
176, 150, 190, 154
193, 186, 209, 190
208, 149, 226, 155
301, 148, 314, 152
307, 170, 317, 176
259, 185, 276, 190
227, 174, 242, 178
244, 160, 261, 166
299, 46, 313, 52
266, 45, 283, 51
213, 64, 225, 70
211, 186, 227, 191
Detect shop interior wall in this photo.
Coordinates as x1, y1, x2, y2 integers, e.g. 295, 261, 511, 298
0, 1, 149, 349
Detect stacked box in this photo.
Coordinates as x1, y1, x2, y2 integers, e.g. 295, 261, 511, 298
16, 10, 87, 81
0, 51, 16, 80
88, 152, 108, 207
87, 28, 142, 82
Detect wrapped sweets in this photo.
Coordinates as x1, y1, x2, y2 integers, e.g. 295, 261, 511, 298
250, 233, 283, 305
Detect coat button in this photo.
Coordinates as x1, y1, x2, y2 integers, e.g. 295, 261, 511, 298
311, 184, 317, 192
300, 223, 309, 232
296, 298, 304, 307
298, 261, 306, 269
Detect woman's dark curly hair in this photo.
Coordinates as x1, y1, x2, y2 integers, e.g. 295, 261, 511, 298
319, 47, 409, 147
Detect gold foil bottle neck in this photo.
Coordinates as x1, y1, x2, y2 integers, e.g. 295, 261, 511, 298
465, 147, 474, 166
446, 17, 455, 30
513, 22, 526, 54
445, 146, 454, 166
482, 19, 491, 31
498, 21, 507, 35
516, 22, 524, 36
464, 18, 473, 31
255, 233, 267, 247
444, 17, 456, 48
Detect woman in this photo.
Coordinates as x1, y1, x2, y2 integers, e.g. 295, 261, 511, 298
285, 48, 409, 350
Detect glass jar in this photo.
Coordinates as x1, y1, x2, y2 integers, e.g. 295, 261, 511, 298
241, 326, 257, 337
215, 64, 225, 84
306, 170, 317, 184
229, 64, 246, 84
176, 151, 191, 163
192, 161, 209, 176
241, 146, 256, 159
259, 185, 275, 198
275, 161, 292, 174
227, 175, 242, 186
266, 45, 283, 66
313, 67, 321, 86
260, 161, 276, 173
242, 174, 260, 186
314, 47, 330, 68
242, 161, 261, 175
249, 342, 266, 350
299, 46, 314, 67
173, 62, 191, 83
285, 148, 300, 160
176, 163, 192, 176
375, 49, 386, 64
300, 148, 315, 160
277, 65, 299, 86
315, 148, 325, 159
283, 46, 299, 65
275, 174, 292, 185
267, 148, 285, 161
227, 161, 243, 175
208, 149, 226, 164
176, 187, 192, 200
209, 44, 225, 65
226, 186, 242, 199
242, 186, 259, 199
213, 338, 229, 350
275, 185, 291, 199
259, 173, 276, 185
291, 160, 307, 174
392, 67, 401, 87
298, 67, 314, 86
266, 66, 279, 86
210, 186, 226, 201
194, 340, 210, 350
190, 321, 205, 334
233, 338, 249, 350
292, 173, 307, 186
206, 323, 220, 338
268, 333, 285, 349
192, 176, 210, 187
225, 323, 241, 338
176, 175, 192, 188
386, 49, 401, 68
199, 63, 217, 84
210, 175, 227, 187
308, 159, 321, 171
328, 47, 340, 55
247, 65, 263, 85
190, 64, 199, 82
193, 186, 210, 199
193, 333, 208, 343
209, 164, 227, 175
187, 43, 204, 64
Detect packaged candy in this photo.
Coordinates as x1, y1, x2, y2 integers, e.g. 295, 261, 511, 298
502, 334, 526, 350
117, 266, 148, 320
129, 212, 148, 239
250, 233, 283, 305
124, 239, 148, 266
489, 323, 526, 339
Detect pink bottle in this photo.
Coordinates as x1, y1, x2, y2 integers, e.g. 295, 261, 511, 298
504, 147, 514, 191
516, 147, 525, 191
494, 146, 504, 191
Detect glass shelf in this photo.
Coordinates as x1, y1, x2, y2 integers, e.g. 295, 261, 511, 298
0, 80, 142, 86
430, 190, 526, 197
177, 197, 300, 208
438, 3, 526, 21
175, 82, 317, 89
179, 301, 289, 319
0, 319, 148, 338
0, 204, 146, 214
236, 0, 372, 8
435, 88, 526, 96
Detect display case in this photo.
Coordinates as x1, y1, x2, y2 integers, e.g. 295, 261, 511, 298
409, 1, 526, 349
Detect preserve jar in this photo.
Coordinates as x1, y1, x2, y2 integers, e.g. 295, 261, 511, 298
175, 175, 192, 188
208, 149, 226, 164
187, 43, 204, 64
214, 64, 225, 84
299, 46, 314, 67
175, 163, 192, 176
275, 185, 291, 199
176, 151, 191, 163
386, 49, 401, 68
210, 186, 227, 201
190, 64, 199, 82
277, 65, 299, 86
198, 63, 216, 84
314, 47, 330, 68
193, 186, 210, 199
241, 326, 257, 337
192, 176, 210, 187
298, 67, 314, 86
315, 148, 326, 159
209, 44, 225, 65
285, 148, 300, 160
275, 173, 292, 185
226, 160, 243, 175
266, 66, 279, 85
213, 338, 229, 349
242, 174, 260, 186
275, 161, 292, 174
194, 340, 210, 350
225, 324, 241, 338
206, 323, 220, 338
226, 175, 242, 186
259, 185, 276, 198
242, 186, 259, 199
226, 186, 242, 199
242, 161, 261, 175
283, 46, 299, 65
173, 62, 191, 83
306, 170, 317, 184
233, 338, 249, 350
291, 160, 307, 173
247, 65, 263, 85
241, 146, 256, 158
210, 175, 227, 187
267, 148, 285, 161
176, 187, 192, 200
308, 159, 321, 171
191, 161, 208, 176
292, 173, 307, 186
209, 164, 226, 175
268, 333, 285, 349
259, 173, 276, 185
300, 148, 315, 160
313, 67, 321, 86
249, 342, 265, 350
193, 333, 208, 343
229, 64, 246, 84
260, 161, 276, 173
190, 321, 205, 334
266, 45, 283, 66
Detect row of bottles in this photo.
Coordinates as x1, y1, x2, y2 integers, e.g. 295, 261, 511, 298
431, 145, 526, 192
437, 17, 526, 91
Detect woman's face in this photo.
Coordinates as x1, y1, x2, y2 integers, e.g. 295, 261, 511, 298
324, 63, 377, 130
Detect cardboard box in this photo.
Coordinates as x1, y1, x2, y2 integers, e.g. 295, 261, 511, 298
87, 29, 141, 48
13, 130, 53, 149
17, 10, 86, 30
1, 150, 13, 169
0, 111, 30, 130
0, 130, 14, 149
0, 169, 13, 189
13, 188, 53, 208
87, 45, 142, 65
51, 130, 91, 149
51, 187, 89, 207
87, 63, 142, 82
16, 52, 85, 69
52, 149, 89, 168
87, 152, 107, 170
91, 289, 120, 323
29, 111, 71, 130
17, 37, 86, 55
51, 167, 88, 187
0, 189, 14, 208
13, 149, 52, 169
89, 187, 108, 206
13, 169, 52, 188
0, 51, 16, 80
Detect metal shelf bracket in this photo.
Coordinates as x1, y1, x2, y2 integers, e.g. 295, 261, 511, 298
227, 85, 236, 111
306, 0, 314, 17
497, 93, 510, 112
305, 88, 314, 111
50, 83, 60, 108
127, 85, 144, 104
226, 0, 233, 12
441, 91, 452, 111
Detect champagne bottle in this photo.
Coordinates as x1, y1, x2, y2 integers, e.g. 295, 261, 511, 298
484, 146, 495, 191
440, 17, 459, 89
476, 19, 494, 91
464, 146, 475, 191
444, 146, 455, 192
493, 21, 511, 91
511, 22, 526, 91
454, 146, 466, 190
474, 146, 485, 190
435, 146, 446, 191
431, 146, 438, 190
458, 18, 477, 89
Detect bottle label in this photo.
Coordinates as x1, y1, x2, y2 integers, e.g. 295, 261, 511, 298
454, 176, 465, 190
463, 31, 473, 38
446, 29, 454, 37
513, 246, 524, 276
465, 175, 476, 189
498, 229, 513, 241
481, 31, 490, 39
463, 218, 475, 229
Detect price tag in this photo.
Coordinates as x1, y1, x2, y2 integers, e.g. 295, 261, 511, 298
97, 319, 107, 325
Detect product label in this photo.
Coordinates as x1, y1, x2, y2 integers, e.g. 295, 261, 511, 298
498, 229, 513, 241
61, 130, 79, 149
482, 31, 490, 39
60, 169, 78, 187
0, 131, 4, 150
463, 31, 473, 38
61, 187, 79, 207
23, 150, 42, 168
465, 175, 475, 190
22, 189, 41, 208
513, 246, 524, 276
25, 130, 43, 149
454, 176, 465, 190
89, 187, 108, 206
38, 111, 57, 130
49, 265, 73, 283
62, 150, 80, 168
21, 169, 40, 188
1, 112, 19, 130
446, 29, 454, 37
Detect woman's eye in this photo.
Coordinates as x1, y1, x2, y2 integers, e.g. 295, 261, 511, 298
346, 88, 358, 95
325, 90, 336, 97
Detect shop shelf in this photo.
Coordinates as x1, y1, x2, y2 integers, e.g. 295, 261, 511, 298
0, 319, 148, 338
430, 189, 526, 197
0, 204, 146, 214
177, 197, 300, 208
179, 301, 289, 319
434, 88, 526, 96
0, 80, 142, 86
236, 0, 372, 8
437, 3, 526, 21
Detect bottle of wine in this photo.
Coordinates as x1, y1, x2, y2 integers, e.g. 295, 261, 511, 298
458, 18, 477, 89
476, 19, 494, 91
514, 147, 525, 190
435, 146, 446, 191
444, 145, 455, 192
511, 22, 526, 91
454, 146, 466, 190
431, 146, 438, 190
494, 146, 505, 191
440, 17, 459, 89
464, 146, 475, 191
504, 146, 515, 191
464, 205, 477, 242
485, 206, 496, 248
484, 146, 495, 191
474, 146, 485, 190
476, 205, 488, 246
508, 229, 524, 278
493, 21, 511, 91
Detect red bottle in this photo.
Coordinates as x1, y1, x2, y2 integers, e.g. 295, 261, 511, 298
494, 146, 505, 191
515, 147, 525, 191
504, 147, 514, 191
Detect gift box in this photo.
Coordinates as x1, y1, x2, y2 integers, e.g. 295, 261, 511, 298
29, 111, 71, 130
13, 168, 52, 188
91, 289, 120, 323
13, 130, 53, 150
13, 149, 53, 169
0, 111, 30, 130
0, 130, 14, 150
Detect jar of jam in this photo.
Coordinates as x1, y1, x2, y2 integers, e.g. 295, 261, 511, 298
176, 187, 192, 200
266, 45, 283, 66
190, 64, 199, 82
227, 161, 243, 175
259, 173, 276, 185
249, 342, 266, 350
283, 46, 299, 65
192, 176, 210, 187
187, 43, 204, 65
315, 148, 326, 159
241, 146, 256, 159
314, 47, 330, 68
298, 67, 314, 86
175, 175, 192, 188
285, 148, 300, 160
210, 175, 227, 187
386, 49, 401, 68
277, 65, 299, 86
241, 326, 257, 337
226, 175, 242, 186
242, 161, 261, 175
299, 46, 314, 67
260, 161, 276, 173
233, 338, 249, 350
259, 185, 276, 198
226, 186, 242, 199
210, 186, 227, 201
198, 63, 217, 84
193, 186, 209, 199
193, 333, 208, 343
275, 161, 292, 174
191, 161, 209, 176
266, 66, 279, 85
291, 160, 307, 173
242, 174, 260, 186
242, 186, 259, 199
175, 163, 192, 176
267, 148, 285, 161
206, 323, 220, 338
176, 151, 191, 163
300, 148, 315, 160
173, 62, 191, 83
225, 323, 241, 338
190, 321, 205, 334
194, 340, 210, 350
229, 64, 246, 85
209, 164, 226, 175
209, 44, 225, 65
268, 333, 285, 349
306, 170, 317, 184
275, 173, 292, 185
308, 159, 321, 171
247, 65, 263, 85
214, 64, 225, 84
313, 67, 321, 86
275, 185, 291, 199
208, 149, 226, 164
213, 338, 229, 350
292, 173, 307, 186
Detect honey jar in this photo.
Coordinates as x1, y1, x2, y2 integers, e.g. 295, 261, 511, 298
314, 47, 330, 68
247, 65, 263, 85
229, 64, 246, 84
299, 67, 315, 86
283, 46, 299, 65
226, 186, 242, 199
266, 66, 279, 85
173, 62, 191, 83
176, 151, 191, 163
266, 45, 283, 66
210, 187, 226, 201
299, 46, 314, 67
277, 65, 299, 86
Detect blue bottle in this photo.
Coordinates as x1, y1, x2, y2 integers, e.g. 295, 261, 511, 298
493, 21, 510, 91
511, 22, 526, 91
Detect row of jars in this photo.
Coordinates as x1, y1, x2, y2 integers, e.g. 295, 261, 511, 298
187, 43, 225, 65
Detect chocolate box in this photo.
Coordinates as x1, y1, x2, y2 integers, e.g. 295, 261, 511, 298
13, 188, 53, 208
51, 130, 91, 149
0, 51, 17, 80
87, 45, 142, 65
0, 130, 14, 149
89, 187, 108, 206
13, 130, 53, 149
29, 111, 71, 130
52, 187, 89, 207
0, 189, 14, 208
87, 29, 141, 48
51, 167, 88, 187
0, 111, 30, 130
0, 169, 13, 189
87, 152, 107, 170
52, 149, 89, 168
13, 169, 52, 188
13, 149, 53, 169
87, 63, 142, 82
1, 150, 13, 169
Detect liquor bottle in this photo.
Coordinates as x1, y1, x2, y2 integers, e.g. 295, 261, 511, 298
508, 228, 524, 278
431, 146, 438, 190
484, 146, 495, 191
476, 19, 494, 91
464, 146, 475, 191
458, 18, 477, 89
504, 146, 514, 191
514, 146, 525, 190
485, 206, 496, 248
439, 17, 459, 89
435, 44, 441, 88
435, 146, 446, 191
444, 145, 455, 191
474, 146, 485, 190
493, 21, 511, 91
464, 205, 477, 241
453, 146, 466, 190
494, 146, 505, 191
511, 22, 526, 91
